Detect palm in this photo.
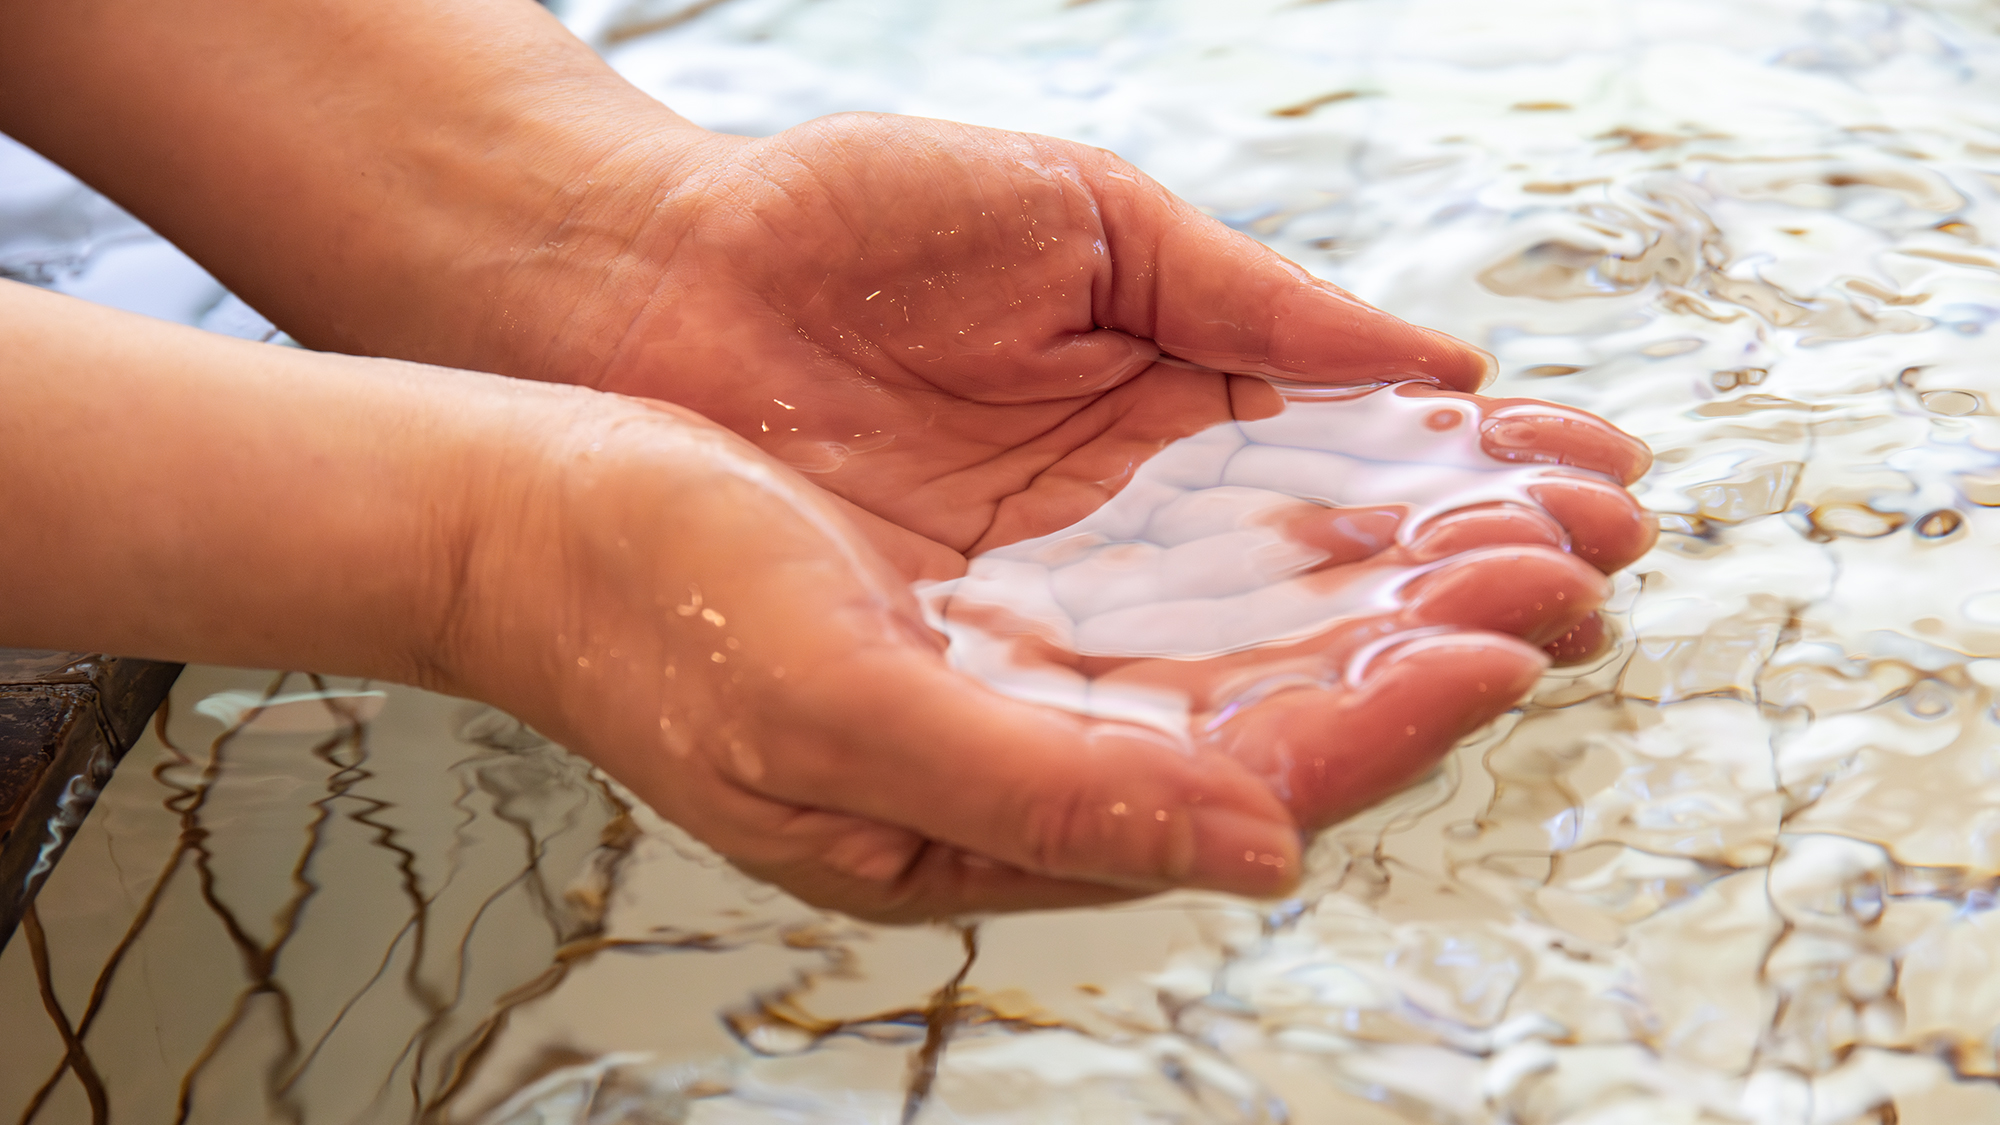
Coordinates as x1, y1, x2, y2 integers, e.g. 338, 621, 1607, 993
592, 114, 1495, 553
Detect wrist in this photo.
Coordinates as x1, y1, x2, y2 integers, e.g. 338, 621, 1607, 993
300, 94, 720, 387
0, 0, 715, 386
0, 282, 516, 686
430, 384, 926, 769
467, 111, 726, 388
426, 388, 723, 725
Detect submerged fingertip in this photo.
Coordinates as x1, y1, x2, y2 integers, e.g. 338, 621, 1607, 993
1450, 339, 1500, 392
1178, 805, 1303, 895
1405, 328, 1494, 392
1544, 613, 1611, 666
1352, 628, 1549, 689
1395, 633, 1549, 714
1473, 347, 1500, 391
1622, 446, 1656, 486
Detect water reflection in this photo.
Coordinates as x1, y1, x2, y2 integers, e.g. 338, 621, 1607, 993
9, 0, 2000, 1120
0, 669, 634, 1123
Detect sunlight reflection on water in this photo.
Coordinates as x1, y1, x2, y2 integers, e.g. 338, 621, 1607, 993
7, 0, 2000, 1121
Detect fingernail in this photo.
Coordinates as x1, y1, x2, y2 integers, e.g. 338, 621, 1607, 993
1469, 343, 1500, 391
1178, 807, 1302, 895
1420, 329, 1496, 391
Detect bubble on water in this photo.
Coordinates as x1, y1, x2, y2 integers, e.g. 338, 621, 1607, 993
1921, 390, 1983, 417
1916, 509, 1966, 539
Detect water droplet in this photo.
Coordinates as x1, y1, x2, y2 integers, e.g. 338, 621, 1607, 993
1915, 509, 1964, 538
1905, 679, 1952, 718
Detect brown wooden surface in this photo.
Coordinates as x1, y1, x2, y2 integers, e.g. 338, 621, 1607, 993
0, 650, 180, 950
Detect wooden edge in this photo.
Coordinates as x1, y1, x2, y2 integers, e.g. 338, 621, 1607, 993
0, 654, 182, 952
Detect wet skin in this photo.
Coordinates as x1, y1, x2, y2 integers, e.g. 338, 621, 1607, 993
0, 0, 1656, 920
573, 116, 1650, 566
928, 382, 1655, 832
464, 383, 1646, 924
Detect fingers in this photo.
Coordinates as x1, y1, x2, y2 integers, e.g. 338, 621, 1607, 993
738, 647, 1303, 899
1026, 542, 1606, 720
1375, 384, 1654, 569
732, 849, 1142, 924
1543, 612, 1610, 666
1480, 404, 1654, 484
1205, 631, 1548, 828
1086, 161, 1491, 392
1526, 477, 1659, 572
725, 550, 1594, 909
1269, 503, 1406, 567
1389, 383, 1653, 484
1399, 544, 1607, 646
1405, 504, 1566, 560
1403, 483, 1655, 575
1259, 485, 1648, 581
690, 799, 1143, 922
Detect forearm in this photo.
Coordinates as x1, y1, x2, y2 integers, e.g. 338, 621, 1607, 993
0, 280, 503, 683
0, 0, 698, 384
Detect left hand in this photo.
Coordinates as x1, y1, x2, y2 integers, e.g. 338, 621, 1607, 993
544, 113, 1651, 563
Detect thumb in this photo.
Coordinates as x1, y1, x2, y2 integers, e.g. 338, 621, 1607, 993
1209, 630, 1548, 829
1087, 160, 1493, 392
753, 648, 1303, 898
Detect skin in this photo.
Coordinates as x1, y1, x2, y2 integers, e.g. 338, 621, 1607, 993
0, 0, 1656, 919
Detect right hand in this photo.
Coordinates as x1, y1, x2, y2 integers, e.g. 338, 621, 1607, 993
446, 392, 1313, 922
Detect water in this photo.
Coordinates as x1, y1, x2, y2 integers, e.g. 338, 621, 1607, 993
7, 0, 2000, 1121
0, 670, 632, 1123
918, 381, 1634, 723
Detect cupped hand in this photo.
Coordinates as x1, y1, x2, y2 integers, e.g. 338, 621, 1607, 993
451, 392, 1315, 921
570, 113, 1651, 556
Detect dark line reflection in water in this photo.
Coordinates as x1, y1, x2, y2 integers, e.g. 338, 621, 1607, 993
899, 925, 979, 1125
21, 905, 109, 1124
1, 668, 639, 1124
